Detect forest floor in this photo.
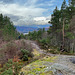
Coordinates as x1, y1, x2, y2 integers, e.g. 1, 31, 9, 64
20, 40, 75, 75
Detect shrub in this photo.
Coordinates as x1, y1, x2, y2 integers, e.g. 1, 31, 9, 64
0, 59, 22, 75
0, 39, 34, 65
21, 49, 29, 61
20, 40, 33, 52
21, 49, 33, 61
38, 38, 50, 50
39, 38, 47, 45
4, 42, 18, 59
1, 68, 13, 75
21, 49, 29, 55
49, 49, 59, 54
22, 55, 28, 61
0, 42, 18, 65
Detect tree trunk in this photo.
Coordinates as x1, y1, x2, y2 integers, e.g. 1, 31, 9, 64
62, 19, 65, 47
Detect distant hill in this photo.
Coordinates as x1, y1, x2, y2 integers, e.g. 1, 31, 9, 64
15, 24, 51, 33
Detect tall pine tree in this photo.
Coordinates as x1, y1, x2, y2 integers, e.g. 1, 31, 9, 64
51, 6, 61, 31
68, 0, 75, 18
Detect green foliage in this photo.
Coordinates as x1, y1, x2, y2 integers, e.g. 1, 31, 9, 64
39, 38, 47, 44
13, 62, 22, 75
39, 38, 50, 45
47, 0, 75, 53
3, 24, 17, 41
49, 49, 59, 54
20, 33, 25, 39
25, 28, 45, 40
47, 27, 52, 34
56, 29, 62, 32
69, 50, 74, 54
64, 24, 70, 30
0, 59, 22, 75
65, 32, 75, 39
22, 55, 28, 61
50, 6, 61, 31
38, 38, 51, 49
48, 0, 75, 32
1, 68, 13, 75
0, 14, 4, 28
0, 13, 18, 41
21, 49, 29, 55
21, 49, 33, 61
69, 0, 75, 16
27, 31, 37, 40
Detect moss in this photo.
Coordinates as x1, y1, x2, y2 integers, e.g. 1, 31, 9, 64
43, 56, 57, 62
32, 49, 40, 56
19, 44, 57, 75
20, 56, 57, 75
40, 71, 53, 75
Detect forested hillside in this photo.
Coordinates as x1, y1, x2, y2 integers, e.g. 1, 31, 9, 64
0, 14, 19, 41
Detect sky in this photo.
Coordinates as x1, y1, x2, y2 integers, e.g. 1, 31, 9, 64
0, 0, 68, 26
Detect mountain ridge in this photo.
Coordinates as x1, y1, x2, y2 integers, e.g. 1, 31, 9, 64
15, 24, 51, 33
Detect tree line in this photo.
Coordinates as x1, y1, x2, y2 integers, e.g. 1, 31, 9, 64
0, 14, 19, 41
48, 0, 75, 53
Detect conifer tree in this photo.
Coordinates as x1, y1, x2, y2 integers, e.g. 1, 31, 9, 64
61, 0, 67, 47
68, 0, 75, 18
0, 14, 3, 28
51, 6, 61, 31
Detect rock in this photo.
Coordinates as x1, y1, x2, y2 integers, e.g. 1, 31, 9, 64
39, 67, 42, 68
51, 63, 75, 75
70, 57, 75, 64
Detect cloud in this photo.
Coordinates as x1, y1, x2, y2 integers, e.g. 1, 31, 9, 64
0, 0, 63, 26
34, 17, 46, 21
34, 16, 51, 25
0, 1, 50, 25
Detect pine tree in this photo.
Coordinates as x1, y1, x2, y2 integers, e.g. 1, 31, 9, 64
61, 0, 67, 47
69, 0, 75, 7
48, 0, 75, 52
0, 14, 3, 28
0, 13, 18, 41
50, 6, 61, 31
68, 0, 75, 18
61, 0, 67, 20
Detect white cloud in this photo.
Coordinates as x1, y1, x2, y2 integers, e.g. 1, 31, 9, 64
34, 17, 46, 21
0, 0, 51, 25
34, 16, 51, 25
